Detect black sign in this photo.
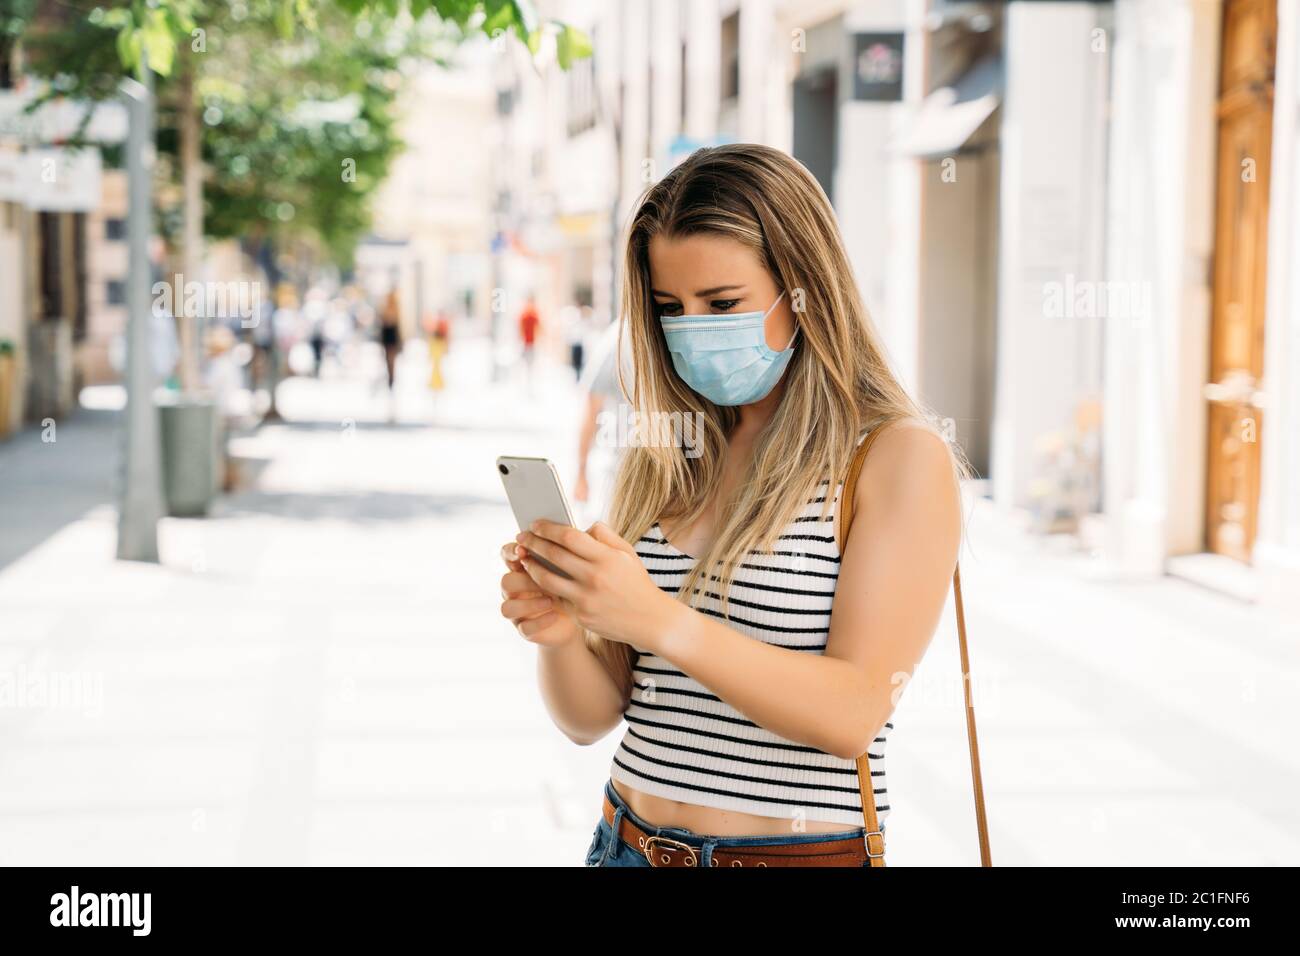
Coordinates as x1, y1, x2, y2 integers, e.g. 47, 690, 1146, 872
852, 32, 905, 101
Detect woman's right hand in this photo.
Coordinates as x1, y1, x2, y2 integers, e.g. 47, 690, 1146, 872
499, 541, 582, 647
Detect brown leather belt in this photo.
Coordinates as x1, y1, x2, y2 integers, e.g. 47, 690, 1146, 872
601, 790, 873, 868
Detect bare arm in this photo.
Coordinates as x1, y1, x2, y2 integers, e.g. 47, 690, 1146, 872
536, 634, 627, 746
517, 421, 962, 760
574, 392, 603, 499
655, 422, 961, 757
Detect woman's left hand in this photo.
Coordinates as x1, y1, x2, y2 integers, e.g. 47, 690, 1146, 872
516, 519, 675, 648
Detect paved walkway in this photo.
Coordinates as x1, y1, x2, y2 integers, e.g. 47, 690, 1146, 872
0, 405, 119, 574
0, 338, 1296, 865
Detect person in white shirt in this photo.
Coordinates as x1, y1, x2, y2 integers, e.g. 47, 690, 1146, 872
573, 317, 634, 526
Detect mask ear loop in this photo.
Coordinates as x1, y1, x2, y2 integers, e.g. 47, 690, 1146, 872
765, 290, 798, 352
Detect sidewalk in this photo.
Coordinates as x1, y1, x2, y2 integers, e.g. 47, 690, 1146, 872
0, 341, 608, 866
0, 406, 119, 574
0, 346, 1296, 865
902, 496, 1300, 865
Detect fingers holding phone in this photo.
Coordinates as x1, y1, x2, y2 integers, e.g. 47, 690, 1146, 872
499, 564, 579, 645
500, 540, 527, 575
497, 456, 585, 647
498, 563, 575, 657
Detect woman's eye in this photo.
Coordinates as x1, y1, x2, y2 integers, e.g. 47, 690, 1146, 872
711, 299, 740, 312
656, 302, 682, 317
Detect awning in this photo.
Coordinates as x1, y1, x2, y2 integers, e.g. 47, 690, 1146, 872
0, 88, 128, 144
11, 147, 103, 211
888, 53, 1002, 159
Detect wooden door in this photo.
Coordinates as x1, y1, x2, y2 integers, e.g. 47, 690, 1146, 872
1205, 0, 1276, 562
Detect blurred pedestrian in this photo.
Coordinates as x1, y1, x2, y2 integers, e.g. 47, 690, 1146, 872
517, 296, 540, 390
565, 306, 586, 382
249, 298, 273, 400
379, 286, 402, 391
427, 309, 451, 391
573, 316, 634, 525
309, 314, 326, 377
203, 325, 243, 491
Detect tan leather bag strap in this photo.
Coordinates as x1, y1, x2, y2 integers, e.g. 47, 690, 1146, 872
838, 423, 993, 867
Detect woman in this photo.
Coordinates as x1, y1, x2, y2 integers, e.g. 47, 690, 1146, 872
498, 144, 967, 867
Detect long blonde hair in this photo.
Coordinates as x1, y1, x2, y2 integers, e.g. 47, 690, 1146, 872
587, 143, 969, 700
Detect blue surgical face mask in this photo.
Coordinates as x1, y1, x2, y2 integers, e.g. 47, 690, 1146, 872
659, 291, 797, 406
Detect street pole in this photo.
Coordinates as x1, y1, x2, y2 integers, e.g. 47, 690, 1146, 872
177, 48, 203, 393
116, 62, 164, 562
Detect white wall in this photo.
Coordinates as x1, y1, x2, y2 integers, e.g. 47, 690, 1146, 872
991, 1, 1113, 512
739, 0, 777, 142
837, 1, 916, 393
1099, 0, 1219, 573
649, 0, 683, 162
618, 0, 652, 224
685, 0, 724, 141
1256, 0, 1300, 606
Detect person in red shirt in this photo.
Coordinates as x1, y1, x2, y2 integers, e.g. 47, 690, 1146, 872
518, 298, 541, 388
519, 299, 540, 346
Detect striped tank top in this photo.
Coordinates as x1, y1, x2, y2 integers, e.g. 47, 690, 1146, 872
608, 431, 892, 829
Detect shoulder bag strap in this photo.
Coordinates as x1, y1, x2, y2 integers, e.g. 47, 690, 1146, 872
837, 423, 993, 867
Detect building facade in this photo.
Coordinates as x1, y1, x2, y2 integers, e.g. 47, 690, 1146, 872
510, 0, 1300, 611
0, 53, 127, 435
1096, 0, 1300, 609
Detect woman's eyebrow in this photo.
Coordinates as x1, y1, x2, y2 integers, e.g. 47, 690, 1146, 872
650, 284, 745, 298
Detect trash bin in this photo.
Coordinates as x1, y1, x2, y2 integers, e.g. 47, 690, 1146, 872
158, 395, 219, 516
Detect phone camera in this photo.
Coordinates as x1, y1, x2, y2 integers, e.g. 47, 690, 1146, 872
498, 463, 509, 475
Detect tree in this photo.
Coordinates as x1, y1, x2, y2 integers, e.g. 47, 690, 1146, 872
5, 0, 589, 556
14, 0, 590, 393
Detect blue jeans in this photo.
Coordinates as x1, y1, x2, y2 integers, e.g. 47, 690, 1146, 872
584, 778, 883, 867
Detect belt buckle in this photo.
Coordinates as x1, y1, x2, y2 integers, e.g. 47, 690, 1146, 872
643, 834, 699, 867
864, 830, 885, 859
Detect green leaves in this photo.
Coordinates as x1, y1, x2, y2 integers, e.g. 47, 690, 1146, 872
194, 3, 416, 267
554, 22, 591, 69
28, 1, 588, 81
12, 0, 591, 270
115, 19, 143, 75
101, 0, 198, 78
140, 6, 177, 75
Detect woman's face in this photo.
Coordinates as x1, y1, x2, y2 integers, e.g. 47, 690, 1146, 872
648, 233, 795, 351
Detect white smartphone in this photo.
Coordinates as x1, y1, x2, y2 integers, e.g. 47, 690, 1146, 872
497, 455, 578, 580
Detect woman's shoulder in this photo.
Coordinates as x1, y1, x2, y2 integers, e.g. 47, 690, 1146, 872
832, 414, 963, 556
854, 416, 962, 515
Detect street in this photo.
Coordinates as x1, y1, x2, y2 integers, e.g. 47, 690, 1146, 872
0, 339, 1297, 866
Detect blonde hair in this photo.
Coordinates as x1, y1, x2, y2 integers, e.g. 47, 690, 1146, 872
587, 144, 970, 701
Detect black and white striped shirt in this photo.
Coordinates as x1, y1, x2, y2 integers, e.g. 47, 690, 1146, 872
609, 436, 891, 829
